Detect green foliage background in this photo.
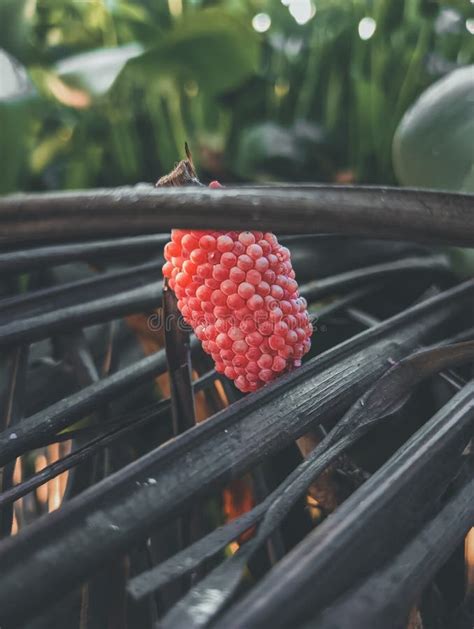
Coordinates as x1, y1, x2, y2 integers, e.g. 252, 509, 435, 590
0, 0, 473, 194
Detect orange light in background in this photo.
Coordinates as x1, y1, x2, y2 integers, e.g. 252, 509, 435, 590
306, 493, 324, 524
48, 443, 61, 512
11, 512, 18, 536
13, 458, 22, 485
59, 441, 71, 497
11, 458, 23, 535
466, 528, 474, 595
46, 443, 70, 512
35, 454, 48, 504
335, 169, 356, 184
46, 74, 91, 109
228, 541, 240, 555
214, 379, 228, 406
223, 477, 255, 543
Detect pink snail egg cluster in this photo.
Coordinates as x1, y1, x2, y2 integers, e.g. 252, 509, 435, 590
163, 228, 312, 392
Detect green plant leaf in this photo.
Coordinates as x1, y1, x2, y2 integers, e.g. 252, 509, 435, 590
130, 10, 259, 96
0, 0, 34, 63
54, 43, 144, 97
393, 65, 474, 192
233, 121, 334, 181
0, 50, 34, 101
0, 50, 36, 194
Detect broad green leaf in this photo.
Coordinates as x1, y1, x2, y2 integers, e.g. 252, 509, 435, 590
393, 65, 474, 192
54, 43, 144, 97
0, 0, 34, 63
234, 123, 302, 181
129, 10, 259, 96
0, 50, 34, 101
0, 50, 36, 194
0, 96, 37, 194
233, 121, 333, 181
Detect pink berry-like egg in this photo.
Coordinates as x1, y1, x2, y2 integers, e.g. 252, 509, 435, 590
162, 201, 312, 393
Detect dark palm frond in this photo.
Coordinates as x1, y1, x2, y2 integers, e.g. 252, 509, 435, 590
163, 282, 196, 435
0, 371, 218, 510
0, 344, 169, 465
58, 330, 103, 500
129, 339, 472, 600
0, 259, 163, 323
0, 235, 168, 275
0, 279, 472, 625
0, 258, 164, 347
0, 185, 472, 629
158, 343, 474, 628
281, 235, 431, 282
301, 254, 452, 303
313, 459, 474, 629
0, 280, 162, 348
215, 382, 474, 629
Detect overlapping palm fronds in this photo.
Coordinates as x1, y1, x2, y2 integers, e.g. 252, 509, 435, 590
0, 186, 472, 629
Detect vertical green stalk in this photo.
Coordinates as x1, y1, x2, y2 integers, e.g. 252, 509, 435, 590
382, 18, 431, 180
147, 90, 180, 172
100, 0, 118, 47
107, 99, 140, 181
394, 18, 431, 124
295, 18, 321, 121
165, 83, 188, 159
370, 0, 389, 169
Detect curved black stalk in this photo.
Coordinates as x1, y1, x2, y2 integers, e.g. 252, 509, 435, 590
0, 281, 163, 348
0, 259, 163, 324
0, 186, 472, 246
0, 235, 168, 275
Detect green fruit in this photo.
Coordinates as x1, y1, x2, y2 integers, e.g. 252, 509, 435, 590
393, 66, 474, 192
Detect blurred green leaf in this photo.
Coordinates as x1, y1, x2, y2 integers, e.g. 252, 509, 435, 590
449, 246, 474, 277
234, 121, 333, 181
0, 50, 34, 101
234, 122, 301, 180
0, 98, 33, 194
130, 10, 259, 95
108, 0, 165, 44
0, 50, 37, 194
54, 43, 144, 97
0, 0, 34, 63
393, 65, 474, 192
